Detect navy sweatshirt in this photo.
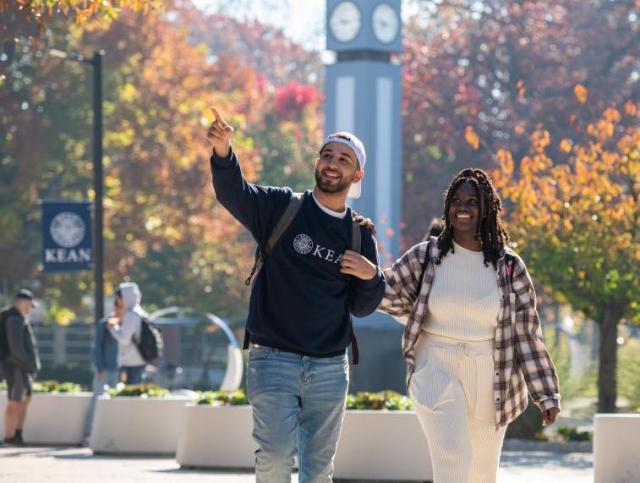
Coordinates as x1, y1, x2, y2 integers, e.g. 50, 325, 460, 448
211, 150, 385, 357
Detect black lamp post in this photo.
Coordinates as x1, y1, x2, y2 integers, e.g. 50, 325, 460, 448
49, 49, 105, 321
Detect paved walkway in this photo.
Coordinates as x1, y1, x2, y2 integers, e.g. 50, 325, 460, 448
0, 446, 593, 482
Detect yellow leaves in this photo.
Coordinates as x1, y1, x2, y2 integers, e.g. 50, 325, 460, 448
587, 119, 615, 143
624, 100, 637, 117
603, 107, 621, 123
528, 128, 551, 157
120, 83, 139, 103
516, 80, 526, 98
497, 148, 514, 175
560, 138, 572, 153
574, 84, 588, 104
465, 126, 480, 150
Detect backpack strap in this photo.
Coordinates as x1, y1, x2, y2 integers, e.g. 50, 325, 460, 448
243, 192, 305, 350
348, 218, 363, 365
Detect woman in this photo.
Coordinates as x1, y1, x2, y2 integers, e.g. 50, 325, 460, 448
347, 168, 560, 483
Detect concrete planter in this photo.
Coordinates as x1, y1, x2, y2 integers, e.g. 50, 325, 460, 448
176, 404, 255, 469
334, 410, 433, 481
594, 413, 640, 483
89, 395, 193, 455
176, 405, 433, 481
0, 390, 91, 445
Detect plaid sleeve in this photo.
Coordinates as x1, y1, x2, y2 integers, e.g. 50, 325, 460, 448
378, 243, 428, 317
511, 257, 561, 410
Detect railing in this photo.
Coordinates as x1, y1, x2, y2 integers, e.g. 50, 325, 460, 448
33, 322, 94, 367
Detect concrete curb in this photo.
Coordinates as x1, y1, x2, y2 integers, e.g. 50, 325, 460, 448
503, 438, 592, 453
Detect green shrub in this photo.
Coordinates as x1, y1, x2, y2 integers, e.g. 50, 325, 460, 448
108, 383, 169, 398
618, 339, 640, 411
556, 425, 592, 442
197, 390, 249, 406
505, 401, 544, 440
0, 381, 7, 390
37, 363, 93, 387
32, 380, 82, 394
346, 391, 413, 411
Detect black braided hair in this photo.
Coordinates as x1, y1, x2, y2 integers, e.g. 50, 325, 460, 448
436, 168, 509, 268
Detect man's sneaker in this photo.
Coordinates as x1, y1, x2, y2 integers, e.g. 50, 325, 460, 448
4, 435, 24, 446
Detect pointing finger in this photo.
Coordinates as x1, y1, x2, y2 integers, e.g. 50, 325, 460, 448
210, 106, 225, 125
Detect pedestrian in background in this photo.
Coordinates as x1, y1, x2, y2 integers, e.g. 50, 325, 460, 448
1, 289, 41, 446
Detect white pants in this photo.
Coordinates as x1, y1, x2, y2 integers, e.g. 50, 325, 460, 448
410, 333, 507, 483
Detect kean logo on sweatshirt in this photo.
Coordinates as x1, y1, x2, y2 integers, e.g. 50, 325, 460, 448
293, 234, 344, 265
293, 234, 314, 254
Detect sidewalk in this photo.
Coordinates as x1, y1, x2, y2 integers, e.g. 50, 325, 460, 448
0, 446, 593, 482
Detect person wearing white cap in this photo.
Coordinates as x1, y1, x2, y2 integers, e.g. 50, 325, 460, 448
207, 107, 384, 482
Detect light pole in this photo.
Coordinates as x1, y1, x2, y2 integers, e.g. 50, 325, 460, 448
49, 49, 105, 321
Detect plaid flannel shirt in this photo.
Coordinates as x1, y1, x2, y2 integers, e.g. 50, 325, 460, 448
379, 239, 561, 427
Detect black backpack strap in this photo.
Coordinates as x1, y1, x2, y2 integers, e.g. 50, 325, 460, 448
348, 219, 363, 365
243, 192, 305, 350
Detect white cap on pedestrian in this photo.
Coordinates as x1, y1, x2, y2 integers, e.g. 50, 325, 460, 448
320, 132, 366, 199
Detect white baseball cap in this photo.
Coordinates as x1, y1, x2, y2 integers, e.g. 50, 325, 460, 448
320, 132, 366, 199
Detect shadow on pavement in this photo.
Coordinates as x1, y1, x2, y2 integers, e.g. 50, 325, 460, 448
501, 451, 593, 470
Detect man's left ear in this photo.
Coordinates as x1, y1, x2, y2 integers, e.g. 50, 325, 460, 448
355, 169, 365, 183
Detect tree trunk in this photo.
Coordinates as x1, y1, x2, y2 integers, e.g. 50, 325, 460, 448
597, 304, 623, 413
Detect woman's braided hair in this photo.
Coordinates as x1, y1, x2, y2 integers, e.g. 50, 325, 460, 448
436, 168, 509, 268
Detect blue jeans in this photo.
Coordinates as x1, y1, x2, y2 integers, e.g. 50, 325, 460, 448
86, 368, 120, 438
247, 346, 349, 483
121, 365, 145, 385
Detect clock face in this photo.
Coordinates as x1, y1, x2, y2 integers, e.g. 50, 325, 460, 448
330, 1, 362, 43
372, 3, 399, 44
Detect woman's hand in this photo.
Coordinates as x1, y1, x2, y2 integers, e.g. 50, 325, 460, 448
352, 211, 376, 236
341, 250, 378, 280
542, 407, 560, 426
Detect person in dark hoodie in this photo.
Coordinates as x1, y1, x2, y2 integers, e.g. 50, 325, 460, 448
107, 282, 147, 385
85, 297, 120, 441
207, 107, 385, 482
1, 289, 41, 446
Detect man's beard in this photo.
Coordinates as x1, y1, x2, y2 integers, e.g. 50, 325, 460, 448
315, 167, 355, 194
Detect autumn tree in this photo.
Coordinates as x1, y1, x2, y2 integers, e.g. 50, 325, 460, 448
0, 0, 161, 39
493, 102, 640, 413
401, 0, 640, 247
0, 1, 323, 321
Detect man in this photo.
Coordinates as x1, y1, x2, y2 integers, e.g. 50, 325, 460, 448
1, 289, 41, 446
108, 283, 147, 385
85, 298, 120, 441
207, 107, 385, 482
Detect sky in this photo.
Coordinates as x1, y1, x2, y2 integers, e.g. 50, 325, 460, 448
193, 0, 327, 50
192, 1, 424, 51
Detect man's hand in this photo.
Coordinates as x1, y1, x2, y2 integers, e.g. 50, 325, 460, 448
207, 107, 234, 158
107, 317, 119, 327
341, 250, 378, 280
542, 407, 560, 426
97, 371, 105, 382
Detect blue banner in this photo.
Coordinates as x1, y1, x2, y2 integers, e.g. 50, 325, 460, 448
42, 201, 92, 272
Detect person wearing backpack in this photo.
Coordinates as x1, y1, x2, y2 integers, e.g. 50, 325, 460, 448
107, 283, 147, 384
207, 107, 385, 482
354, 169, 561, 483
1, 289, 41, 446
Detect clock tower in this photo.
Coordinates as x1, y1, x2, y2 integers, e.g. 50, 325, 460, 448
325, 0, 402, 265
